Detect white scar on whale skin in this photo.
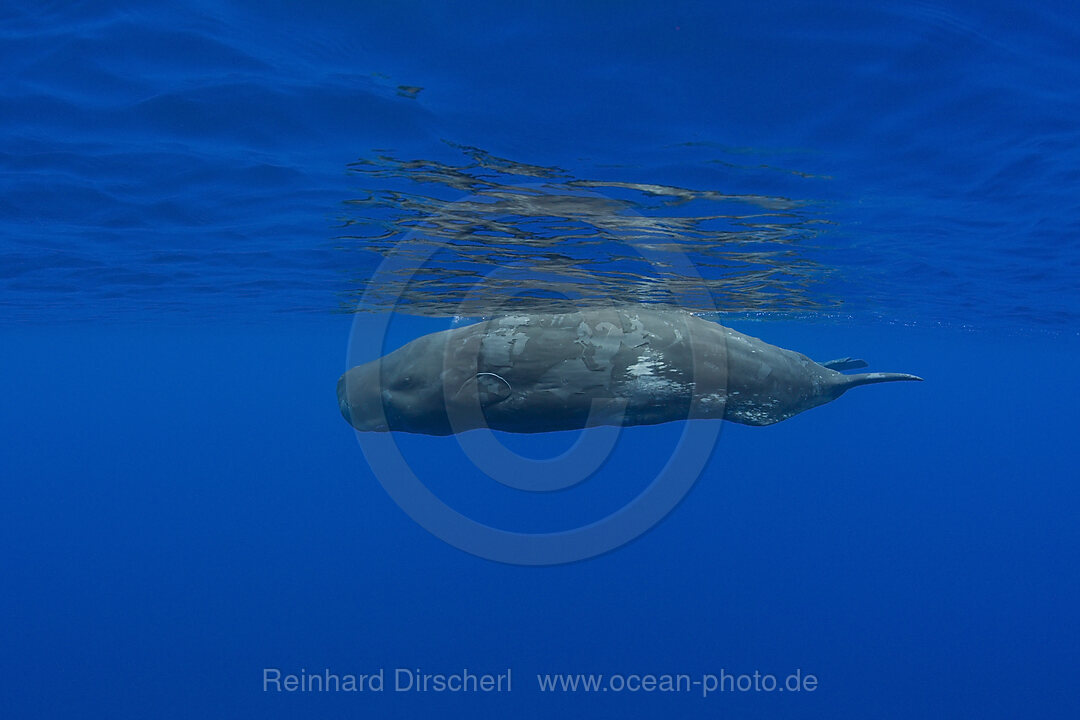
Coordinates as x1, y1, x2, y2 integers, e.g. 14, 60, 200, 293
627, 357, 658, 377
626, 354, 689, 396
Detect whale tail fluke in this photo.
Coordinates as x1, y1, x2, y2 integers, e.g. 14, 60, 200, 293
838, 372, 924, 391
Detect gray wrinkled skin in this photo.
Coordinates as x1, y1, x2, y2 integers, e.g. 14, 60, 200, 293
338, 308, 922, 435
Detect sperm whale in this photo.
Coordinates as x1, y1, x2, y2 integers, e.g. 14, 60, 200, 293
337, 308, 922, 435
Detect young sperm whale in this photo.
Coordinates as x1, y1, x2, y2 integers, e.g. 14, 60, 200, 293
337, 308, 922, 435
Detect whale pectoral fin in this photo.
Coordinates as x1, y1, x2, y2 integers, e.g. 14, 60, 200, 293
456, 372, 512, 407
821, 357, 869, 371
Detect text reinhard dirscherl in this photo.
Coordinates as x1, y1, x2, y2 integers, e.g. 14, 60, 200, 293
263, 668, 511, 693
262, 668, 819, 697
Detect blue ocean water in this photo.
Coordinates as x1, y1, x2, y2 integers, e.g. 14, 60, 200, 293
1, 1, 1078, 718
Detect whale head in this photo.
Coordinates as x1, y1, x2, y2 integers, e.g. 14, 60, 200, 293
336, 365, 390, 432
337, 334, 462, 435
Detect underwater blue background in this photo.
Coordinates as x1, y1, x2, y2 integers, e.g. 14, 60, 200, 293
2, 1, 1078, 718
